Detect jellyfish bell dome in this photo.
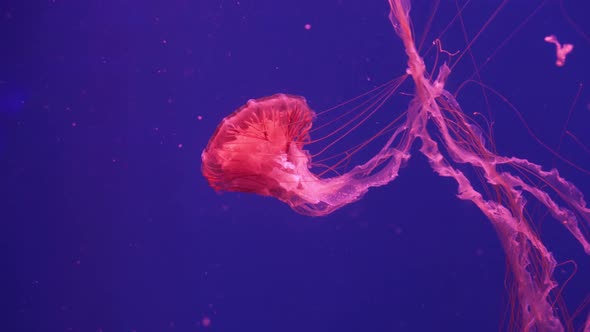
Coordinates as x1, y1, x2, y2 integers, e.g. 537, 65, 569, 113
202, 94, 353, 215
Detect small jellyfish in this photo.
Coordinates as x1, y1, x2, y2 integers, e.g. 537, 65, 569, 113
544, 34, 574, 67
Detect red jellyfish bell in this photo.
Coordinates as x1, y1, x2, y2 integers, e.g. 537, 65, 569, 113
202, 94, 329, 214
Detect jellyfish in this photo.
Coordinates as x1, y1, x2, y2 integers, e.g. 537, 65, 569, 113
202, 0, 590, 330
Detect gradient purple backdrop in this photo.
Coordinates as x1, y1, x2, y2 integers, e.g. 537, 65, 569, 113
3, 0, 590, 331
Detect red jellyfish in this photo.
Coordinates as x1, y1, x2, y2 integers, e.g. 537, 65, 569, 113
202, 0, 590, 330
201, 93, 394, 215
201, 94, 323, 213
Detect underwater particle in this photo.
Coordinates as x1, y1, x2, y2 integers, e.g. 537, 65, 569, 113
201, 316, 211, 327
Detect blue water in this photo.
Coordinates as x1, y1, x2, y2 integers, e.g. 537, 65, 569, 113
4, 1, 590, 331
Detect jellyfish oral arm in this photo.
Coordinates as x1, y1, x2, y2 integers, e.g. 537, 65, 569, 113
386, 1, 590, 330
544, 34, 574, 67
282, 124, 413, 216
